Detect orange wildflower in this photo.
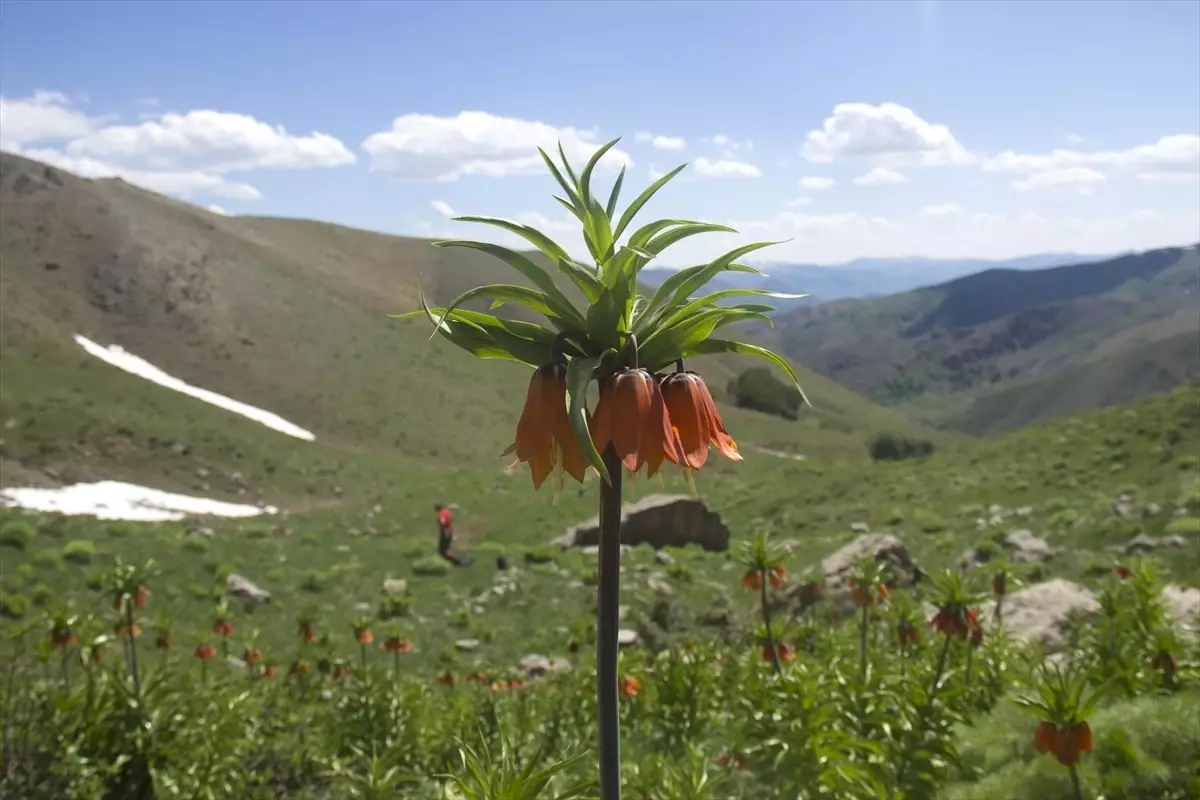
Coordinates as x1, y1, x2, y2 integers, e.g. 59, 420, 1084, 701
298, 624, 317, 643
968, 610, 984, 648
931, 606, 975, 640
155, 633, 172, 650
354, 627, 374, 646
115, 623, 142, 640
50, 627, 76, 648
620, 675, 641, 698
1052, 722, 1093, 767
1033, 721, 1058, 755
382, 636, 413, 653
741, 570, 763, 591
508, 678, 527, 689
1114, 565, 1132, 580
332, 664, 350, 679
897, 620, 920, 648
195, 644, 216, 661
589, 367, 683, 478
242, 647, 263, 665
850, 580, 888, 607
769, 565, 788, 590
290, 659, 312, 676
715, 752, 748, 771
659, 369, 740, 470
762, 643, 795, 662
503, 362, 589, 489
89, 645, 103, 664
1151, 650, 1178, 673
991, 573, 1007, 597
263, 665, 278, 680
213, 619, 234, 637
437, 671, 456, 686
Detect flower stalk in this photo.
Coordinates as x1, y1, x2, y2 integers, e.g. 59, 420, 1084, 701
596, 446, 624, 800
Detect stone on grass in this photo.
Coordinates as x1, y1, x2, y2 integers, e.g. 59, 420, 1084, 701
382, 578, 407, 596
1003, 530, 1062, 563
455, 639, 480, 652
226, 573, 270, 605
553, 494, 731, 552
617, 629, 639, 647
985, 579, 1098, 649
850, 521, 870, 534
816, 533, 921, 592
518, 654, 552, 677
1162, 585, 1200, 641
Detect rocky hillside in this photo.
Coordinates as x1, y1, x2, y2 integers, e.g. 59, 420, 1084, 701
765, 245, 1200, 433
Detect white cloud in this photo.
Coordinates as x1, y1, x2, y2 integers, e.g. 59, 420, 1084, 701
785, 197, 814, 207
1064, 133, 1086, 144
206, 204, 231, 215
1012, 167, 1107, 192
63, 109, 355, 172
984, 134, 1200, 185
853, 166, 909, 186
0, 91, 100, 148
635, 131, 687, 150
3, 92, 356, 202
802, 102, 974, 166
692, 156, 761, 179
362, 110, 631, 181
431, 199, 456, 217
920, 202, 962, 217
799, 176, 836, 190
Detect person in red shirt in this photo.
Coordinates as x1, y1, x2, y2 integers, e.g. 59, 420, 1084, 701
434, 503, 469, 566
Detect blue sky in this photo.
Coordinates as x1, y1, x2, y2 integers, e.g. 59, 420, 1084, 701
2, 0, 1197, 264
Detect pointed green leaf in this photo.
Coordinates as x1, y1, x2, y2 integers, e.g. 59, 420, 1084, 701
612, 163, 687, 242
642, 222, 737, 258
430, 239, 585, 328
552, 194, 582, 220
418, 283, 572, 341
683, 338, 809, 406
605, 165, 626, 219
539, 147, 582, 210
579, 138, 620, 211
558, 141, 580, 186
557, 257, 605, 301
658, 287, 807, 329
449, 216, 571, 263
566, 354, 609, 484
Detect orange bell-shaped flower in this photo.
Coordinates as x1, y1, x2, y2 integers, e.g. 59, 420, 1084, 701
590, 368, 683, 477
659, 368, 740, 470
503, 362, 590, 490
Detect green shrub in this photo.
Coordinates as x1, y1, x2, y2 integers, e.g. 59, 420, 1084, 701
728, 367, 804, 420
1164, 516, 1200, 537
84, 572, 105, 591
869, 432, 935, 462
106, 522, 136, 538
62, 540, 95, 565
377, 594, 411, 620
244, 525, 271, 540
30, 549, 61, 571
181, 536, 209, 554
30, 583, 53, 607
0, 520, 36, 550
523, 547, 556, 565
0, 592, 28, 619
914, 508, 948, 533
412, 557, 449, 577
299, 571, 327, 593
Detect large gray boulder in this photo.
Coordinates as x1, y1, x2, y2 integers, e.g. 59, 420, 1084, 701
1162, 585, 1200, 641
553, 494, 731, 552
817, 533, 922, 593
985, 579, 1099, 649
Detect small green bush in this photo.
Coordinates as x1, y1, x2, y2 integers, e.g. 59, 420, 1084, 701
84, 572, 105, 591
30, 583, 53, 607
1164, 516, 1200, 537
412, 557, 449, 577
299, 571, 327, 593
30, 549, 61, 571
0, 592, 28, 619
0, 520, 36, 550
728, 367, 805, 420
377, 594, 411, 620
106, 522, 136, 538
523, 547, 556, 565
869, 433, 935, 462
913, 508, 948, 533
181, 536, 209, 554
62, 540, 95, 565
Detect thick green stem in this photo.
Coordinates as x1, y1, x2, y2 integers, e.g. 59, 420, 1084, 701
760, 570, 780, 675
125, 602, 142, 702
597, 448, 623, 800
1069, 764, 1084, 800
859, 603, 870, 683
929, 633, 953, 699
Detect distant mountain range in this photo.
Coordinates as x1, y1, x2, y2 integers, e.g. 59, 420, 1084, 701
641, 252, 1115, 309
757, 245, 1200, 435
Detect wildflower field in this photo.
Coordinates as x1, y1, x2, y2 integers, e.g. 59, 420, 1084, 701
2, 143, 1198, 799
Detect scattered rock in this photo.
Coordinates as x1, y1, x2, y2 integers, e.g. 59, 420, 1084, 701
227, 656, 246, 669
553, 494, 732, 552
850, 522, 870, 534
647, 574, 675, 596
333, 486, 343, 498
187, 524, 214, 538
354, 602, 371, 612
812, 534, 922, 595
988, 504, 1004, 517
1111, 500, 1135, 520
617, 629, 639, 647
335, 544, 350, 553
1004, 530, 1062, 563
1015, 506, 1034, 520
654, 550, 675, 566
230, 471, 247, 487
548, 657, 573, 674
1162, 585, 1200, 640
455, 639, 480, 652
518, 654, 552, 677
226, 573, 271, 605
985, 579, 1099, 649
169, 441, 189, 457
1113, 533, 1188, 556
957, 546, 996, 572
1143, 503, 1162, 518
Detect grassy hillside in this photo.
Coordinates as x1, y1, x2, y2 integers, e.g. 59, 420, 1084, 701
0, 150, 938, 507
768, 245, 1200, 433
